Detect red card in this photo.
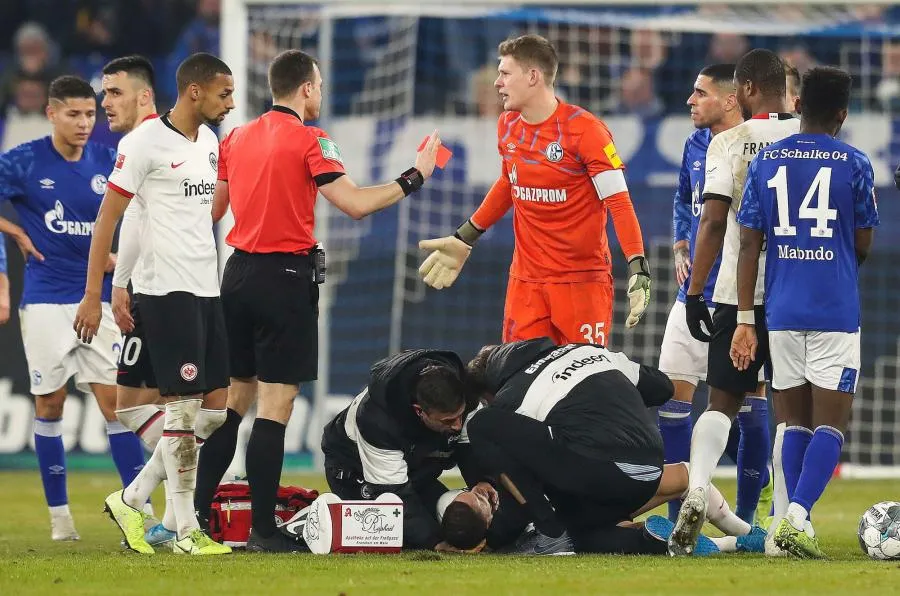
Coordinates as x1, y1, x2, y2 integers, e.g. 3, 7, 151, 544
418, 136, 453, 168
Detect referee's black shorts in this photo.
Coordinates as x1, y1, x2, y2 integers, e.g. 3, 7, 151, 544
707, 304, 771, 396
221, 249, 319, 384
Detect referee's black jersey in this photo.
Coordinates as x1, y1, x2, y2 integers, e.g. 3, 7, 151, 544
479, 338, 673, 462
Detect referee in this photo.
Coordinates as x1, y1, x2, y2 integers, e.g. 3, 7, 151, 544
194, 49, 442, 552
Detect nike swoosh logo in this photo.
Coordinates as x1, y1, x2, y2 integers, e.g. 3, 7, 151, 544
177, 467, 196, 473
706, 166, 717, 173
171, 161, 186, 169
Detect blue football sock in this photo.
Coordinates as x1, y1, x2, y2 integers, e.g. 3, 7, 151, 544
658, 399, 692, 521
724, 419, 741, 465
34, 418, 68, 507
782, 425, 813, 502
107, 420, 146, 487
792, 426, 844, 515
735, 397, 770, 523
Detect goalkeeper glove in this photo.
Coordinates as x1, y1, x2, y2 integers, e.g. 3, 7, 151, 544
625, 255, 651, 328
418, 219, 482, 289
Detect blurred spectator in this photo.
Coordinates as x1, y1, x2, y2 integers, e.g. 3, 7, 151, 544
0, 22, 66, 113
613, 67, 664, 118
163, 0, 221, 101
72, 1, 117, 55
629, 29, 667, 71
779, 43, 817, 75
707, 33, 749, 64
470, 64, 503, 118
876, 41, 900, 113
1, 74, 52, 151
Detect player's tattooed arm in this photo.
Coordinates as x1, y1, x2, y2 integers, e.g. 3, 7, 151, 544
673, 240, 691, 286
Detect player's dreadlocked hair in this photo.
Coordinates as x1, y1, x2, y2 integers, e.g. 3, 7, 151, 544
800, 66, 852, 129
48, 75, 95, 101
735, 49, 786, 98
176, 52, 232, 94
442, 500, 489, 550
269, 49, 318, 101
699, 63, 736, 87
415, 364, 466, 415
103, 55, 155, 90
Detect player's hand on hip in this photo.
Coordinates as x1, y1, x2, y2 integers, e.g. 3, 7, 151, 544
415, 130, 442, 179
73, 295, 102, 344
674, 244, 691, 286
730, 324, 757, 371
418, 235, 471, 289
12, 231, 44, 263
685, 293, 714, 342
0, 302, 9, 325
625, 256, 651, 328
111, 286, 134, 333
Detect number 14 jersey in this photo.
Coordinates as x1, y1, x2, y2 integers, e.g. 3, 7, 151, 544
737, 133, 880, 332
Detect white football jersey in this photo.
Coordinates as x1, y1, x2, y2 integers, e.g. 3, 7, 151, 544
108, 115, 220, 297
703, 114, 800, 305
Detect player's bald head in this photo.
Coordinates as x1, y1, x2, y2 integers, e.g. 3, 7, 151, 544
498, 34, 558, 86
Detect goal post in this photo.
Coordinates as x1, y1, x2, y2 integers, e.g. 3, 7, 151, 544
220, 0, 900, 472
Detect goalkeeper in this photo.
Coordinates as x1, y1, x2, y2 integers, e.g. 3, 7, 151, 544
418, 34, 650, 346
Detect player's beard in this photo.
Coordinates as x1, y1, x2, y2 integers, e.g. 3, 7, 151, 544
741, 105, 752, 121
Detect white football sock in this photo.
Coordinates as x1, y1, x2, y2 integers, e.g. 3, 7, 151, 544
161, 481, 176, 531
123, 441, 166, 510
49, 504, 72, 517
706, 482, 752, 536
770, 423, 788, 537
116, 404, 165, 450
687, 410, 732, 492
709, 536, 737, 552
160, 399, 202, 539
786, 502, 809, 532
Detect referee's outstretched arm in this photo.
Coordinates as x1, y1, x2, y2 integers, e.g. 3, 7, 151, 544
318, 131, 441, 220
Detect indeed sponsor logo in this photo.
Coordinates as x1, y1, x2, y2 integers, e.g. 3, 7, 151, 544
182, 179, 216, 197
552, 353, 611, 382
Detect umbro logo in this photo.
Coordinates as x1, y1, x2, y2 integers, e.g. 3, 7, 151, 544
692, 160, 702, 170
39, 178, 55, 189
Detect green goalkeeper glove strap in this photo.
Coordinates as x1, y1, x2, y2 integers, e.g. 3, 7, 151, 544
454, 219, 484, 247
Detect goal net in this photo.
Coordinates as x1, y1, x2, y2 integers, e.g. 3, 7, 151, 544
221, 0, 900, 472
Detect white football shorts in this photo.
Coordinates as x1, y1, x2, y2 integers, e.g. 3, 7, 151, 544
658, 300, 713, 386
769, 329, 861, 393
19, 302, 122, 395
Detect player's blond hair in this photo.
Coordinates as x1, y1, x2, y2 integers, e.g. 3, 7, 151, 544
498, 34, 558, 86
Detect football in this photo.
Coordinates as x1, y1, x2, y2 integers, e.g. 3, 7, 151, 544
858, 501, 900, 560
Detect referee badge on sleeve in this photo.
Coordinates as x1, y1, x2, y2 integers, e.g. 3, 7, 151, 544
318, 138, 344, 164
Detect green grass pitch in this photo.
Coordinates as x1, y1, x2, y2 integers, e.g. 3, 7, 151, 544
2, 471, 899, 595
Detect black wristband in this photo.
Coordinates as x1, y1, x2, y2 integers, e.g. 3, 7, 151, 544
396, 167, 424, 196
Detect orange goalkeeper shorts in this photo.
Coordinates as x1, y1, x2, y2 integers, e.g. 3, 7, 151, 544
501, 276, 614, 347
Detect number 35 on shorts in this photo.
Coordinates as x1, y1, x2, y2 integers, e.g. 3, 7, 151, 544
579, 322, 606, 346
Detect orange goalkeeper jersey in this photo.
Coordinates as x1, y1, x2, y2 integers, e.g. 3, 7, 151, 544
472, 100, 644, 283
